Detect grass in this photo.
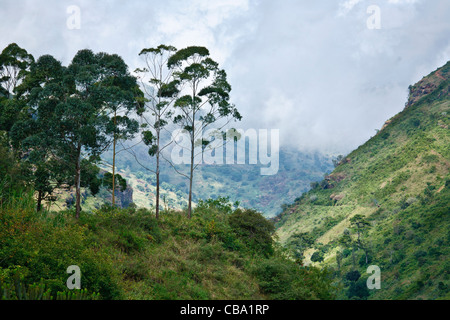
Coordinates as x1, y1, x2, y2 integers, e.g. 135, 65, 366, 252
0, 196, 336, 300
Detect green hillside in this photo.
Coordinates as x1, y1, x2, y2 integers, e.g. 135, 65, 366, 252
274, 61, 450, 300
0, 194, 335, 300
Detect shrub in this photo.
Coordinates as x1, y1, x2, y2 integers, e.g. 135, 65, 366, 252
251, 258, 335, 300
342, 248, 352, 258
345, 270, 361, 282
228, 209, 275, 257
0, 207, 122, 299
116, 229, 146, 253
347, 278, 370, 300
310, 251, 324, 263
358, 254, 372, 267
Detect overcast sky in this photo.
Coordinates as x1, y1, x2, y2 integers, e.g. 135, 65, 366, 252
1, 0, 449, 154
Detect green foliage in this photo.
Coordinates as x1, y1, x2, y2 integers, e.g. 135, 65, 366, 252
347, 278, 370, 300
0, 143, 28, 205
102, 172, 127, 193
0, 267, 99, 300
169, 46, 242, 217
0, 204, 121, 299
251, 258, 335, 300
1, 189, 338, 300
310, 251, 324, 263
345, 270, 361, 282
228, 208, 275, 257
13, 48, 141, 217
0, 43, 34, 98
286, 232, 315, 261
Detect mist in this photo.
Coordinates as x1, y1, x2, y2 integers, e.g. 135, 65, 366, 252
1, 0, 449, 154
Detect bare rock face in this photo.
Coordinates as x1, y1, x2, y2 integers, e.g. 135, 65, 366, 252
112, 186, 134, 208
405, 68, 449, 109
330, 193, 345, 202
381, 119, 392, 131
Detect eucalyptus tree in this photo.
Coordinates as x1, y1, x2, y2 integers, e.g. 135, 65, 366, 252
17, 49, 140, 218
100, 53, 141, 206
134, 44, 179, 219
10, 122, 72, 212
349, 214, 371, 264
9, 54, 70, 212
0, 43, 34, 97
0, 43, 34, 134
168, 46, 242, 218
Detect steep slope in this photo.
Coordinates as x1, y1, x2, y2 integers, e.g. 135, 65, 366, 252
274, 61, 450, 300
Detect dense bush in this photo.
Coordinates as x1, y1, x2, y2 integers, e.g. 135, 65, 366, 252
0, 197, 119, 299
310, 251, 324, 263
228, 208, 275, 257
347, 278, 370, 300
0, 144, 28, 205
0, 194, 337, 300
251, 257, 335, 300
345, 270, 361, 282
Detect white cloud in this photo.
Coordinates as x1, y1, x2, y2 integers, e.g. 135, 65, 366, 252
0, 0, 449, 154
338, 0, 363, 16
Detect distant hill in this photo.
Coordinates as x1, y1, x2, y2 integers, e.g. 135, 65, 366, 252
274, 61, 450, 300
52, 132, 334, 217
99, 144, 334, 218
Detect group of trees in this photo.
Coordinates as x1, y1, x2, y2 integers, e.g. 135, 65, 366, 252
0, 43, 241, 219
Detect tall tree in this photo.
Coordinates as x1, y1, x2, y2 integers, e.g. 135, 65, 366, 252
0, 43, 34, 135
18, 50, 140, 218
0, 43, 34, 98
168, 46, 242, 218
100, 53, 141, 206
9, 55, 73, 211
10, 122, 72, 212
5, 51, 72, 212
134, 44, 179, 219
349, 214, 371, 264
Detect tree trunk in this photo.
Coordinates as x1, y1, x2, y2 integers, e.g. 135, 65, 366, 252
155, 129, 160, 219
187, 131, 195, 219
336, 251, 341, 274
75, 148, 82, 219
187, 99, 196, 219
112, 111, 117, 206
187, 149, 194, 219
36, 190, 42, 212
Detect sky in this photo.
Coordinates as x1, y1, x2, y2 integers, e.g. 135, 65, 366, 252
1, 0, 449, 154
